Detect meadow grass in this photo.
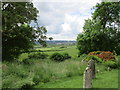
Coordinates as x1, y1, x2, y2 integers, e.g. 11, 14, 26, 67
2, 45, 119, 88
35, 69, 118, 88
35, 76, 83, 88
92, 69, 118, 88
2, 58, 87, 88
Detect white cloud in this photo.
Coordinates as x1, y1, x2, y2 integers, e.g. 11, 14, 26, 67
32, 0, 101, 40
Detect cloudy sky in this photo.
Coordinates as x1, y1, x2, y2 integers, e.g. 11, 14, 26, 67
32, 0, 101, 41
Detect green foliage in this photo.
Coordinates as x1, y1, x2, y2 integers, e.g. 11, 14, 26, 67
50, 53, 63, 61
2, 59, 87, 88
63, 53, 71, 59
22, 58, 34, 65
2, 45, 119, 88
2, 62, 35, 88
92, 2, 120, 54
28, 52, 48, 59
2, 2, 48, 61
50, 53, 71, 62
79, 54, 87, 58
76, 2, 120, 55
93, 2, 120, 29
49, 37, 53, 41
60, 46, 66, 48
103, 61, 118, 69
84, 55, 103, 63
116, 55, 120, 68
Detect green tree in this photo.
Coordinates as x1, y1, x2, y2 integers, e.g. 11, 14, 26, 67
92, 1, 120, 54
49, 37, 53, 41
77, 2, 120, 56
2, 2, 47, 61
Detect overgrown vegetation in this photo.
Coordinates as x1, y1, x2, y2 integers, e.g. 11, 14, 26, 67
83, 55, 103, 63
88, 51, 115, 61
50, 53, 71, 62
28, 53, 48, 59
2, 45, 119, 88
103, 61, 118, 69
2, 58, 87, 88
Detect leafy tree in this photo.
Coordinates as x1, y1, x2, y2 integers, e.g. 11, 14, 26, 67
2, 2, 47, 61
49, 37, 53, 41
77, 2, 120, 56
92, 1, 120, 54
92, 2, 120, 29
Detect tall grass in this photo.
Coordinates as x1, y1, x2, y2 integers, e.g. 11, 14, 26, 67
2, 59, 87, 88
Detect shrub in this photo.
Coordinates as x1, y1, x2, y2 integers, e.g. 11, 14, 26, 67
79, 54, 87, 60
28, 53, 48, 59
88, 51, 115, 61
63, 53, 71, 59
84, 55, 103, 63
22, 58, 34, 65
103, 61, 118, 69
60, 46, 66, 48
50, 53, 64, 61
116, 56, 120, 68
50, 53, 71, 62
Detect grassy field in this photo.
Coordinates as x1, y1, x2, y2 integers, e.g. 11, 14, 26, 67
35, 69, 118, 88
2, 45, 119, 89
19, 45, 78, 61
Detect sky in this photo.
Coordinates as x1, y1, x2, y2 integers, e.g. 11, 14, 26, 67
32, 0, 101, 41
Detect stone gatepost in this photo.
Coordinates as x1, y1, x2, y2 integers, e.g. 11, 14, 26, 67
88, 60, 95, 79
83, 65, 92, 88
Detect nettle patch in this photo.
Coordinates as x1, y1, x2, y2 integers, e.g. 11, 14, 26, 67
88, 51, 115, 61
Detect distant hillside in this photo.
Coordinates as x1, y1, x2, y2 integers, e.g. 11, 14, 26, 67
35, 40, 76, 45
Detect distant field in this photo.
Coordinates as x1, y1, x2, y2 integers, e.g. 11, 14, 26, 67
19, 45, 78, 61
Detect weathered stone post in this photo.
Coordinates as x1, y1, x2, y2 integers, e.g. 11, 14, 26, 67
83, 65, 92, 88
88, 60, 95, 79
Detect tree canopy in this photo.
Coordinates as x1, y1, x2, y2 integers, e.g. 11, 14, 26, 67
2, 2, 47, 61
77, 1, 120, 56
49, 37, 53, 41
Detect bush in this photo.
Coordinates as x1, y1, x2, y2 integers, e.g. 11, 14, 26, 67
103, 61, 118, 69
88, 51, 115, 61
50, 53, 64, 61
50, 53, 71, 62
79, 54, 87, 60
84, 55, 103, 63
63, 53, 71, 59
28, 53, 48, 59
22, 58, 34, 65
116, 56, 120, 68
60, 46, 66, 48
